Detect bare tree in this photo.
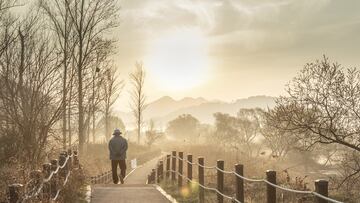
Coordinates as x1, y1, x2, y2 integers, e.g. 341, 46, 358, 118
146, 119, 163, 147
261, 117, 298, 158
214, 109, 263, 158
130, 62, 146, 144
96, 115, 125, 140
237, 108, 263, 156
268, 56, 360, 151
0, 0, 18, 59
40, 0, 76, 149
267, 56, 360, 186
63, 0, 119, 153
101, 63, 123, 141
167, 114, 199, 142
0, 0, 19, 13
0, 12, 65, 164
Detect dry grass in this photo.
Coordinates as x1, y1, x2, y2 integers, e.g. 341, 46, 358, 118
59, 168, 88, 202
159, 142, 351, 203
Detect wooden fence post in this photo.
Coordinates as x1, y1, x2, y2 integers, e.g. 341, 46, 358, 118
73, 151, 79, 167
166, 154, 170, 179
50, 159, 58, 198
42, 163, 51, 201
147, 174, 151, 184
107, 171, 111, 183
217, 160, 224, 203
67, 149, 73, 169
315, 180, 328, 203
151, 169, 156, 184
59, 153, 67, 179
8, 184, 23, 203
109, 171, 112, 183
198, 157, 205, 203
99, 175, 102, 184
235, 164, 244, 203
171, 151, 176, 181
187, 154, 193, 187
160, 161, 164, 182
178, 152, 183, 188
266, 170, 276, 203
30, 170, 42, 195
157, 162, 161, 184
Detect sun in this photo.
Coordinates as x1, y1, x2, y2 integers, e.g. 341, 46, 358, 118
146, 28, 209, 91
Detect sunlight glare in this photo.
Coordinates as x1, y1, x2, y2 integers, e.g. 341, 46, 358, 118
146, 29, 209, 91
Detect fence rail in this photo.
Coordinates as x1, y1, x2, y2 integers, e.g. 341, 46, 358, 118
89, 149, 162, 185
7, 148, 80, 203
148, 151, 343, 203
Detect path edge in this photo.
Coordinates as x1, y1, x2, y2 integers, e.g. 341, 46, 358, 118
154, 185, 178, 203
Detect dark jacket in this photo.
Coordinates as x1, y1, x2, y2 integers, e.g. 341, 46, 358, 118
108, 135, 128, 160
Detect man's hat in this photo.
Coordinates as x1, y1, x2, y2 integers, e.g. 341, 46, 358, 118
113, 128, 122, 135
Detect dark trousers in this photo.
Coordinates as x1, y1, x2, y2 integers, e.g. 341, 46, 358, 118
111, 160, 126, 184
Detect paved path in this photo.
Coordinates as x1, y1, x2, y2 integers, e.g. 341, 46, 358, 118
125, 157, 159, 184
90, 157, 171, 203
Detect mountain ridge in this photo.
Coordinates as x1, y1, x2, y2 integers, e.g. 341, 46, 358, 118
115, 95, 276, 128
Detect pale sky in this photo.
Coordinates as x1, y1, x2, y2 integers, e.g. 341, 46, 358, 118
112, 0, 360, 111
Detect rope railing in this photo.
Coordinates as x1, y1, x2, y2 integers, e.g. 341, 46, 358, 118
149, 152, 344, 203
89, 152, 162, 185
167, 169, 241, 203
90, 158, 139, 185
90, 170, 113, 184
7, 149, 80, 203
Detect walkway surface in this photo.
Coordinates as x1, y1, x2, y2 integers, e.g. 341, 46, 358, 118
90, 157, 171, 203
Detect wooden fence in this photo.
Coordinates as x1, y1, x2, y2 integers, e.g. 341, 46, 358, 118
148, 151, 343, 203
6, 149, 79, 203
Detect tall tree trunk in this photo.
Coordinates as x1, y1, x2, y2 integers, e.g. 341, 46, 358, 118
77, 44, 84, 153
137, 110, 141, 144
105, 108, 109, 141
18, 28, 30, 157
92, 107, 96, 143
92, 73, 96, 143
77, 0, 85, 154
78, 66, 84, 154
62, 50, 67, 149
68, 86, 72, 148
137, 126, 140, 144
86, 110, 90, 144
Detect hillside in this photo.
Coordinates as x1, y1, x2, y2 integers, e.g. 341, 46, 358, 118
115, 95, 276, 128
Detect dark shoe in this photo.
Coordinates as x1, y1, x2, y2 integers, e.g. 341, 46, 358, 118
119, 175, 124, 184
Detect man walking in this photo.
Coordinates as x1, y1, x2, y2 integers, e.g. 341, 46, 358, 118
108, 128, 128, 184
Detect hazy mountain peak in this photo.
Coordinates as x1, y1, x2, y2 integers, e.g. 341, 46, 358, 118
143, 96, 208, 119
180, 97, 207, 103
234, 95, 276, 106
116, 95, 276, 128
156, 96, 175, 103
